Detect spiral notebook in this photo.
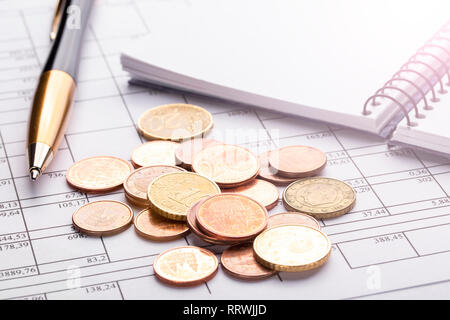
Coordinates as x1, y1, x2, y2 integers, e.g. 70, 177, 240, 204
121, 0, 450, 157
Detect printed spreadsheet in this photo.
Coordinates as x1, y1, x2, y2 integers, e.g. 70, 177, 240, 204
1, 0, 450, 300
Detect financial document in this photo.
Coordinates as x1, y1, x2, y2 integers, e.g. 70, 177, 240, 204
1, 0, 450, 300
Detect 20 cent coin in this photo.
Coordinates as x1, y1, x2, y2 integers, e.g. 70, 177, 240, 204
253, 225, 331, 272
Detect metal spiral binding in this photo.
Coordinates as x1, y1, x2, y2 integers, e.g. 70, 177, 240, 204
362, 21, 450, 127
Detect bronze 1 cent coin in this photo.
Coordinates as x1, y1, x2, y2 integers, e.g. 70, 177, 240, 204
134, 208, 189, 241
267, 212, 321, 230
257, 151, 297, 186
268, 146, 327, 178
221, 242, 277, 280
225, 179, 279, 210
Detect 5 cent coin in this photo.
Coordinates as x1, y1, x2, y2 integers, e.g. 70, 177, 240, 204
66, 156, 133, 193
196, 194, 268, 241
192, 144, 260, 188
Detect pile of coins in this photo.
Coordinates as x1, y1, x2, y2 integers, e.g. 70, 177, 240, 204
67, 103, 356, 286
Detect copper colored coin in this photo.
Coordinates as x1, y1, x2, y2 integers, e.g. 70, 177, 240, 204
221, 242, 277, 280
153, 246, 218, 287
134, 208, 189, 241
192, 144, 260, 188
175, 138, 221, 170
66, 156, 133, 193
226, 179, 279, 210
268, 212, 321, 230
196, 194, 268, 241
257, 152, 297, 186
268, 146, 327, 178
72, 200, 133, 236
124, 165, 185, 207
186, 199, 236, 245
131, 141, 180, 168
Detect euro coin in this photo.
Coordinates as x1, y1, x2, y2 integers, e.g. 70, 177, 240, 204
131, 141, 179, 168
192, 144, 260, 188
134, 208, 189, 241
186, 199, 238, 245
268, 212, 321, 230
138, 103, 213, 141
175, 138, 221, 170
196, 194, 268, 241
226, 179, 279, 210
253, 225, 331, 272
72, 200, 133, 236
153, 246, 218, 286
148, 172, 220, 221
66, 156, 133, 193
221, 242, 277, 280
283, 177, 356, 219
257, 152, 297, 186
124, 165, 185, 207
268, 146, 327, 178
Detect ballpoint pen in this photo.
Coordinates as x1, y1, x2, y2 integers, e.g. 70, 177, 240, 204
27, 0, 94, 180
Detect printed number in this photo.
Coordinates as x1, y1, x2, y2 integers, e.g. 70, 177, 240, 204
373, 233, 404, 244
67, 233, 87, 240
0, 266, 37, 279
85, 282, 117, 294
58, 199, 87, 209
86, 255, 108, 264
417, 176, 432, 183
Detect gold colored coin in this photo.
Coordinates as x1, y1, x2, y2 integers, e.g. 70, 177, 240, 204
138, 103, 213, 141
192, 144, 260, 188
153, 246, 219, 286
253, 225, 331, 272
283, 177, 356, 219
124, 165, 185, 207
131, 141, 180, 168
148, 172, 221, 221
134, 208, 189, 241
72, 200, 133, 236
66, 156, 133, 193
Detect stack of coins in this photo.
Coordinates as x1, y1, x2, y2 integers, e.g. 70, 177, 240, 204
123, 165, 185, 207
186, 194, 268, 245
65, 102, 358, 286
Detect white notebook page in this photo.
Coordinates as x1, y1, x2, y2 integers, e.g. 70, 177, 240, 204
122, 0, 450, 132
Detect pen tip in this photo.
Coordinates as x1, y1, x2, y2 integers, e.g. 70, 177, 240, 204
30, 168, 41, 181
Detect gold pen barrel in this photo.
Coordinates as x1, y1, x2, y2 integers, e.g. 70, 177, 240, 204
27, 70, 76, 175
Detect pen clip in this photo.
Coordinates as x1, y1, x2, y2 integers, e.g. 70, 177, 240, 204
50, 0, 67, 41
